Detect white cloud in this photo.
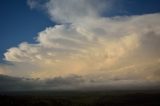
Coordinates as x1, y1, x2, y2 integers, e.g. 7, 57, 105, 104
3, 13, 160, 82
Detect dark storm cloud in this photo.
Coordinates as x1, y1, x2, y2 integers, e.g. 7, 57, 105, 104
0, 74, 160, 91
0, 74, 84, 91
0, 75, 41, 91
45, 75, 84, 86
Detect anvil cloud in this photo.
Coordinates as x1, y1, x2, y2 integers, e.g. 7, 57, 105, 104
1, 0, 160, 87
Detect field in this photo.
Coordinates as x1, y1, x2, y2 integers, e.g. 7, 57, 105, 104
0, 90, 160, 106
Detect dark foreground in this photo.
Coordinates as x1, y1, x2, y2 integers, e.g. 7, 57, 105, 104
0, 90, 160, 106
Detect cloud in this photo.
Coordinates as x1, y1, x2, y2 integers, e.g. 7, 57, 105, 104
27, 0, 48, 9
0, 64, 11, 75
0, 67, 7, 75
0, 74, 84, 91
3, 13, 160, 82
1, 0, 160, 88
0, 74, 159, 91
27, 0, 113, 23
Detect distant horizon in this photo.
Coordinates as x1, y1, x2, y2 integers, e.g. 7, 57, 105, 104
0, 74, 160, 91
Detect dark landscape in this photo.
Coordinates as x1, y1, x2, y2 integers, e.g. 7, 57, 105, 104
0, 90, 160, 106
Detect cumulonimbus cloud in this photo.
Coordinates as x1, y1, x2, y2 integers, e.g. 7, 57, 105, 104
1, 0, 160, 87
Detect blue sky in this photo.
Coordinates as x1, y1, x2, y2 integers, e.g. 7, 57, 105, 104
106, 0, 160, 16
0, 0, 160, 63
0, 0, 54, 62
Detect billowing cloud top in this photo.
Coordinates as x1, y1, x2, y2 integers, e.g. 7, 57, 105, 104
1, 0, 160, 89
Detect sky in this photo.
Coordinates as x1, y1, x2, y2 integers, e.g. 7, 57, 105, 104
0, 0, 54, 62
0, 0, 160, 91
